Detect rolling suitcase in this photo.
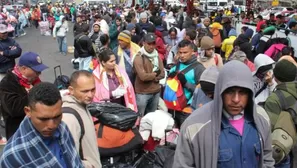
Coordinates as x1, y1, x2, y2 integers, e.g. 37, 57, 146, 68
53, 65, 70, 90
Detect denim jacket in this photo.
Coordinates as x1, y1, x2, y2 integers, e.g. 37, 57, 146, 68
218, 116, 261, 168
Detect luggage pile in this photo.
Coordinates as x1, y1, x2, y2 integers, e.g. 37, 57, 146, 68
87, 102, 179, 168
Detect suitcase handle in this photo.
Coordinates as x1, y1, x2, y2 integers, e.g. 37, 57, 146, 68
165, 129, 173, 146
54, 65, 62, 79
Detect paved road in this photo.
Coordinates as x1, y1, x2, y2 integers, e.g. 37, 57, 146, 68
16, 22, 76, 82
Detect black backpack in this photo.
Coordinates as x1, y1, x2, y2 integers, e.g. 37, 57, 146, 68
53, 66, 70, 90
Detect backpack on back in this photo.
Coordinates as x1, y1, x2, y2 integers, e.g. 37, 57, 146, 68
271, 90, 297, 164
265, 38, 289, 54
211, 28, 222, 48
163, 62, 199, 111
264, 44, 286, 62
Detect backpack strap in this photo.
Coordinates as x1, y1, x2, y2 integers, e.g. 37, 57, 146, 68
255, 83, 268, 98
275, 90, 297, 119
179, 61, 200, 75
275, 90, 287, 110
214, 54, 218, 65
62, 107, 85, 160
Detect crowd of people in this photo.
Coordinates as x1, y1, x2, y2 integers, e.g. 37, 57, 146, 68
0, 1, 297, 168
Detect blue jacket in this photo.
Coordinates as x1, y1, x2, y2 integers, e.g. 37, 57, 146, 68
251, 32, 263, 49
191, 87, 212, 110
0, 38, 22, 73
113, 47, 135, 84
169, 56, 205, 105
218, 116, 261, 168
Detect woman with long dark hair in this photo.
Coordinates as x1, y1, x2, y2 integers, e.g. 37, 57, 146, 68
92, 49, 137, 111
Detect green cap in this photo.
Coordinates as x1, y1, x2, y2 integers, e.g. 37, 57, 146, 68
263, 26, 276, 35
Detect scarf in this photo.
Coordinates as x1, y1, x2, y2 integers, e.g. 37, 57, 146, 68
99, 64, 125, 86
139, 47, 159, 72
199, 50, 215, 62
118, 42, 140, 69
12, 66, 41, 91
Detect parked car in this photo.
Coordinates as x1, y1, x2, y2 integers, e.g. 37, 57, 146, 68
270, 7, 294, 13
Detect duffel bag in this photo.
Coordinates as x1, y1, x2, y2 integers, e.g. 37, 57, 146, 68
88, 102, 138, 131
95, 123, 143, 157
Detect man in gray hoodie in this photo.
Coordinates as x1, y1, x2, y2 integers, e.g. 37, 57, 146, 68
173, 60, 274, 168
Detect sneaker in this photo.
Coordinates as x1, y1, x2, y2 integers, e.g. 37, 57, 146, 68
62, 52, 67, 56
21, 32, 26, 36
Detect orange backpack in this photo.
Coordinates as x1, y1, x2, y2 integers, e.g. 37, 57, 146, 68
211, 28, 222, 48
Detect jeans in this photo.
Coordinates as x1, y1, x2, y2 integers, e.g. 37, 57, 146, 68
34, 20, 39, 28
136, 92, 160, 117
71, 14, 75, 23
57, 36, 67, 53
78, 56, 92, 70
18, 22, 25, 35
42, 13, 47, 21
11, 23, 17, 37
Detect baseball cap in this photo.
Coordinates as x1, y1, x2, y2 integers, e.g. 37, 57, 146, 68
18, 52, 49, 72
0, 24, 7, 33
144, 33, 156, 43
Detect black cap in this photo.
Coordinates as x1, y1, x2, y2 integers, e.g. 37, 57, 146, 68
273, 59, 296, 82
144, 33, 156, 43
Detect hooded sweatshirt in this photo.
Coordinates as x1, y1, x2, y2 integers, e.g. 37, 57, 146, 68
164, 12, 176, 30
62, 95, 102, 168
53, 15, 68, 37
173, 60, 274, 168
253, 54, 276, 105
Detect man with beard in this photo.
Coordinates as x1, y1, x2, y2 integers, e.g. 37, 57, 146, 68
0, 52, 48, 139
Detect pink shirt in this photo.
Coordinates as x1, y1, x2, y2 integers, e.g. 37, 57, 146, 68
229, 117, 245, 136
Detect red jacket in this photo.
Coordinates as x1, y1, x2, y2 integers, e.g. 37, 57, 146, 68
245, 60, 255, 72
155, 30, 166, 62
256, 20, 266, 32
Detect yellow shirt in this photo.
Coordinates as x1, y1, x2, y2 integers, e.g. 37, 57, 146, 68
221, 36, 237, 59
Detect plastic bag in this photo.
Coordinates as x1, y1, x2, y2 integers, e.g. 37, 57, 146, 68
133, 152, 158, 168
87, 102, 138, 131
133, 145, 176, 168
